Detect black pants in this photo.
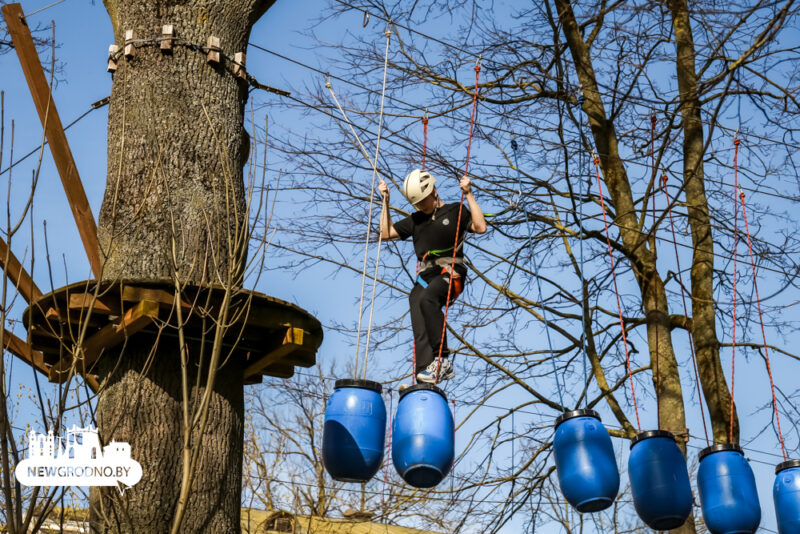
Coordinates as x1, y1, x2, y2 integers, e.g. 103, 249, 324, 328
409, 269, 463, 374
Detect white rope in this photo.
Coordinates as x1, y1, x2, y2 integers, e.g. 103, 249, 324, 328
361, 30, 393, 378
325, 28, 392, 379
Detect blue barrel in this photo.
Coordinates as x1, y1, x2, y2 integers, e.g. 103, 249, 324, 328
392, 383, 454, 488
774, 459, 800, 534
322, 379, 386, 483
628, 430, 693, 530
698, 443, 760, 533
553, 409, 620, 512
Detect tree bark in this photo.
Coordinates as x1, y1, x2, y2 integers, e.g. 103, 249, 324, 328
90, 1, 274, 532
666, 0, 738, 444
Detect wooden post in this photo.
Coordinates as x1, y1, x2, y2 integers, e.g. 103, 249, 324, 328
1, 3, 103, 279
0, 236, 41, 303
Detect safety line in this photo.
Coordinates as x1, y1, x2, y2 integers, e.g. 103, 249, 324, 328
435, 60, 481, 384
592, 154, 642, 431
511, 139, 564, 407
361, 29, 393, 379
577, 98, 589, 408
738, 180, 788, 459
650, 114, 661, 430
412, 114, 429, 383
730, 136, 740, 444
662, 173, 710, 446
324, 52, 389, 378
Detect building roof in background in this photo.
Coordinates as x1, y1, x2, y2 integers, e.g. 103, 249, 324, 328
242, 509, 443, 534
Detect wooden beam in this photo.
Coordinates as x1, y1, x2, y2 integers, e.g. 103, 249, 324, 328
49, 300, 159, 383
3, 330, 47, 376
6, 325, 99, 393
0, 236, 41, 303
243, 327, 314, 379
2, 3, 103, 279
121, 285, 190, 310
68, 293, 115, 315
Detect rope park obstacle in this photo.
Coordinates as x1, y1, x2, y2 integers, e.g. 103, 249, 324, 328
318, 24, 800, 532
4, 1, 796, 526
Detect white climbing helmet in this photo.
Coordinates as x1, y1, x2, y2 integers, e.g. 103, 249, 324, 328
403, 169, 436, 205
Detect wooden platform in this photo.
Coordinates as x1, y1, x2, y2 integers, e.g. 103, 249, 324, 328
22, 279, 323, 389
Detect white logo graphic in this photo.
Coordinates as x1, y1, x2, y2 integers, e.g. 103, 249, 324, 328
15, 425, 142, 491
442, 218, 450, 226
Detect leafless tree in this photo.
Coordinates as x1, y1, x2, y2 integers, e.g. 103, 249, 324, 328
255, 0, 800, 532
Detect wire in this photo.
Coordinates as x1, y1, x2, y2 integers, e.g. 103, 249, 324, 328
662, 173, 710, 446
435, 60, 481, 384
739, 182, 788, 459
730, 137, 740, 444
511, 138, 564, 408
329, 0, 800, 154
361, 28, 393, 379
593, 153, 641, 432
0, 96, 109, 177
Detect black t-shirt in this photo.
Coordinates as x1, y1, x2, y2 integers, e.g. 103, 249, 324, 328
394, 202, 472, 274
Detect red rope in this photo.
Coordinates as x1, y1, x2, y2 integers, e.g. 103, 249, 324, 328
435, 62, 481, 385
730, 138, 740, 444
383, 388, 393, 502
593, 154, 641, 431
422, 116, 429, 171
412, 118, 429, 384
738, 186, 788, 460
650, 115, 660, 430
662, 174, 710, 446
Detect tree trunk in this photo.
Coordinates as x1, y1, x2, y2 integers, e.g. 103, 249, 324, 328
666, 0, 738, 444
554, 1, 695, 530
90, 1, 274, 532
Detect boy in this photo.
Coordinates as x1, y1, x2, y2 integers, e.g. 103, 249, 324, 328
378, 169, 486, 383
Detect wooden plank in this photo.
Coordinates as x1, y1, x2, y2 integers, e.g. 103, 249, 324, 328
68, 293, 114, 315
121, 285, 190, 310
49, 300, 159, 383
243, 327, 313, 379
0, 236, 41, 303
3, 330, 48, 376
2, 4, 103, 279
